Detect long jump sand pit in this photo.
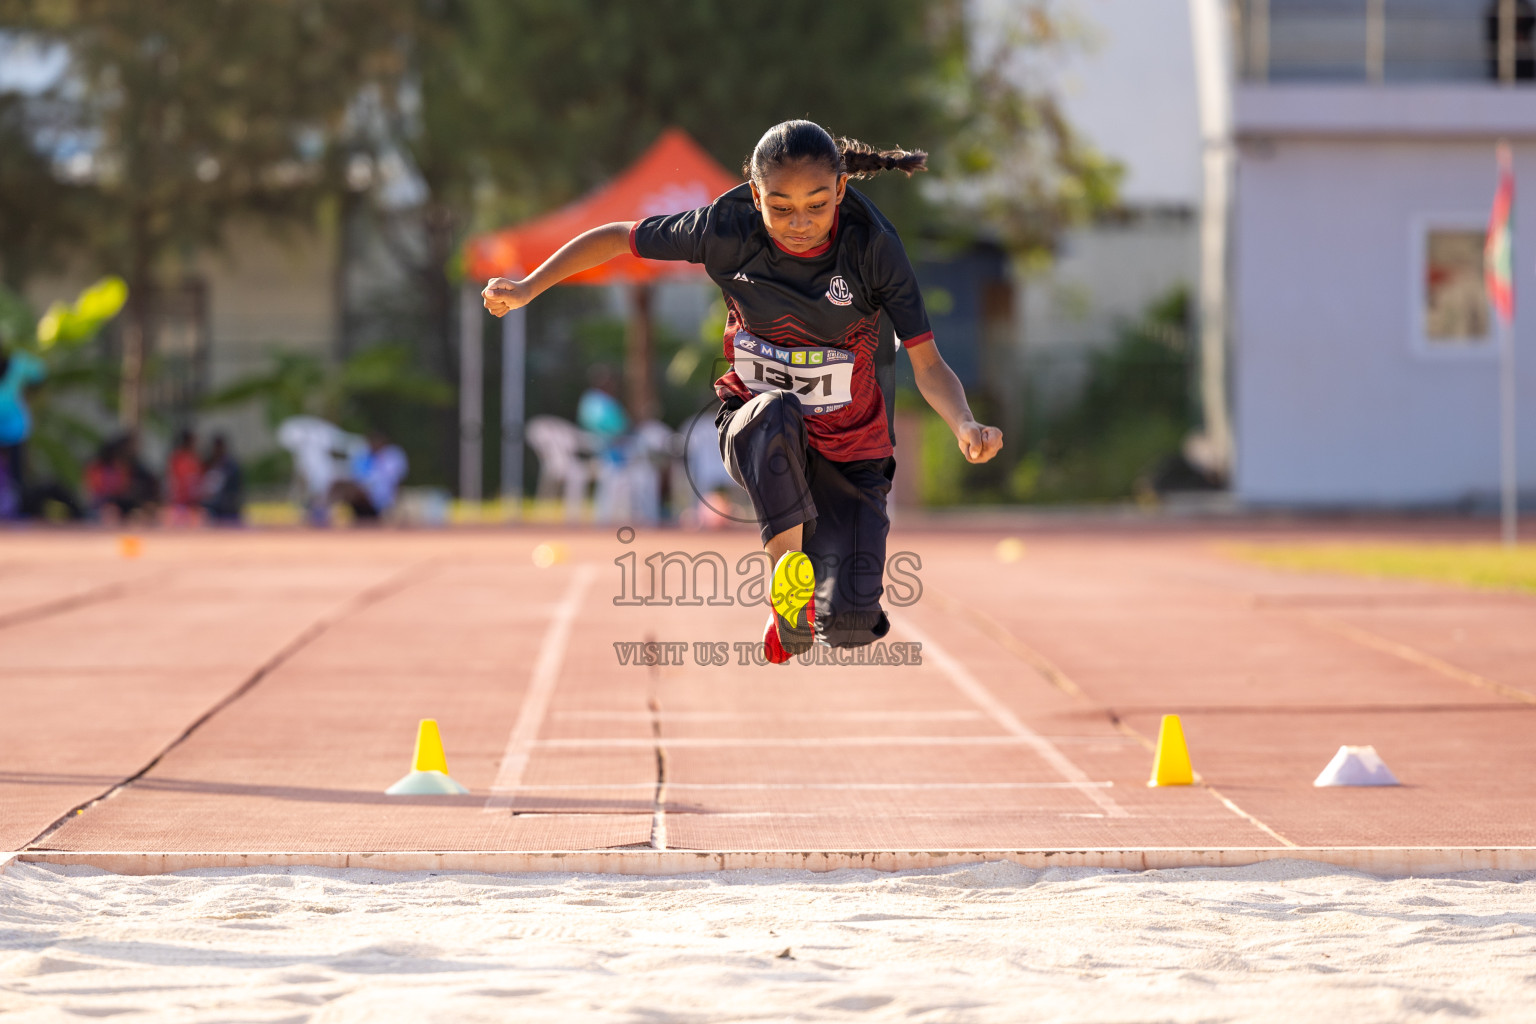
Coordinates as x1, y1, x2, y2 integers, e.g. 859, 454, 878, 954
3, 858, 1535, 1022
3, 521, 1535, 1019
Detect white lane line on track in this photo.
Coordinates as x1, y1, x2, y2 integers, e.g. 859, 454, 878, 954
554, 710, 987, 722
484, 564, 596, 810
534, 736, 1127, 748
500, 781, 1115, 791
656, 811, 1106, 820
897, 619, 1131, 819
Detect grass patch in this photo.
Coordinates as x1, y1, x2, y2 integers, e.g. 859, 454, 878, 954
241, 497, 581, 528
1227, 542, 1536, 595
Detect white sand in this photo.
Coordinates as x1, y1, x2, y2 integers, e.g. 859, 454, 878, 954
2, 859, 1534, 1023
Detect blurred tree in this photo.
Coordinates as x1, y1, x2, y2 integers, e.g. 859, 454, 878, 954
201, 341, 453, 432
356, 0, 1118, 481
404, 0, 1115, 252
1011, 287, 1194, 504
2, 0, 1115, 485
0, 93, 88, 291
930, 3, 1123, 256
0, 0, 416, 428
199, 342, 454, 488
0, 276, 128, 488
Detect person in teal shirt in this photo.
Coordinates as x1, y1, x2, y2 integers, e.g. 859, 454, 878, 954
576, 364, 631, 466
0, 347, 46, 520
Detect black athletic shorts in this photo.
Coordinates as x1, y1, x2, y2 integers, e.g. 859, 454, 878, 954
717, 390, 893, 648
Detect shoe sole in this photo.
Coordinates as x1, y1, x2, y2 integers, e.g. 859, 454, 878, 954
770, 551, 815, 650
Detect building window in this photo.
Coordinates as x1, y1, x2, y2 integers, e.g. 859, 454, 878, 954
1484, 0, 1536, 81
1243, 0, 1534, 83
1422, 228, 1491, 347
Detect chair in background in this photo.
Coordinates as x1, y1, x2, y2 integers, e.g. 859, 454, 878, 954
592, 420, 677, 526
276, 416, 366, 526
525, 415, 598, 523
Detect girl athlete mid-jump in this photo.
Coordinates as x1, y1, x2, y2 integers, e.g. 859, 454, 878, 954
483, 120, 1003, 662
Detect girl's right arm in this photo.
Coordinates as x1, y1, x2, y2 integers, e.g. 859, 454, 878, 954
481, 221, 635, 317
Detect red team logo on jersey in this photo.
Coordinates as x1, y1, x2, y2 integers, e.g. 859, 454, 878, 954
826, 276, 852, 306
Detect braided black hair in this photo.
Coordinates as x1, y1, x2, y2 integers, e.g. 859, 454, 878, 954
744, 120, 926, 184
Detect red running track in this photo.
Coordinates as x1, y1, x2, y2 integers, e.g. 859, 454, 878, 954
2, 524, 1533, 857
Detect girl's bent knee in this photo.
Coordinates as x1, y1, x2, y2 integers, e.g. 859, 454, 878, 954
746, 389, 803, 429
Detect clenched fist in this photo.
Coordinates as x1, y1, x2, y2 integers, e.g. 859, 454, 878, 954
482, 278, 533, 317
956, 420, 1004, 464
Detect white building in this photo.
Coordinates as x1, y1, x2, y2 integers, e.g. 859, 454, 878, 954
1020, 0, 1202, 408
1231, 1, 1536, 506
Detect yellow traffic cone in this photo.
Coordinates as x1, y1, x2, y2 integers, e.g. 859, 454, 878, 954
1147, 714, 1194, 787
385, 719, 470, 795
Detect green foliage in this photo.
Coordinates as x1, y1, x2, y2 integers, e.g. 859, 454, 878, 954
1230, 542, 1536, 596
918, 408, 967, 506
1011, 288, 1194, 503
0, 276, 129, 484
201, 341, 455, 490
202, 343, 452, 433
429, 0, 938, 232
408, 0, 1114, 255
34, 276, 128, 352
0, 281, 33, 350
534, 310, 705, 428
908, 287, 1193, 507
4, 1, 415, 283
924, 2, 1124, 254
3, 0, 1120, 482
240, 448, 295, 489
0, 92, 86, 289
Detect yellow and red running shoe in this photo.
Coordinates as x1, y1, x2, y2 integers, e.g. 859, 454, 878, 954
766, 550, 816, 662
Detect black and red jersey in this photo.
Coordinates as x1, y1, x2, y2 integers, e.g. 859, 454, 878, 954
630, 183, 933, 461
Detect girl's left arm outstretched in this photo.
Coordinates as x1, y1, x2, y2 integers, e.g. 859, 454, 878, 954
906, 340, 1004, 464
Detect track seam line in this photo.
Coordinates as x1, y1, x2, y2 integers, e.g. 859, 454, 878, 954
897, 619, 1129, 819
0, 570, 169, 633
485, 565, 596, 810
1302, 612, 1536, 706
20, 561, 433, 852
1090, 702, 1533, 716
926, 589, 1086, 700
927, 585, 1297, 846
647, 695, 668, 850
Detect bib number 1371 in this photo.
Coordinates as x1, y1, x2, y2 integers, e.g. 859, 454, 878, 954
731, 332, 854, 413
751, 360, 835, 397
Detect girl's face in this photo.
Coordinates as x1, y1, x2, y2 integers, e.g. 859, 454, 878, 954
750, 160, 848, 253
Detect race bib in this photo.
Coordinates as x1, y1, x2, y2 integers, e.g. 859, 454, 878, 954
732, 331, 855, 415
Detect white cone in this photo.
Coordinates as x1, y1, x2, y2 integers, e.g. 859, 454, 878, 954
385, 770, 470, 796
1313, 745, 1400, 787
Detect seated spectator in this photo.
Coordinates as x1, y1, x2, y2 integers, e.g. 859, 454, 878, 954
577, 365, 630, 464
276, 415, 366, 526
0, 345, 46, 521
165, 428, 204, 526
87, 433, 159, 524
120, 432, 160, 518
200, 433, 244, 524
84, 438, 131, 523
328, 430, 407, 523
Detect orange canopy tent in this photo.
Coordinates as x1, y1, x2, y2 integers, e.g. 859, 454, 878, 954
463, 128, 740, 283
458, 129, 739, 503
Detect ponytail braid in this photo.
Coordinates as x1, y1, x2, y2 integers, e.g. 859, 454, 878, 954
745, 120, 927, 184
835, 136, 927, 179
